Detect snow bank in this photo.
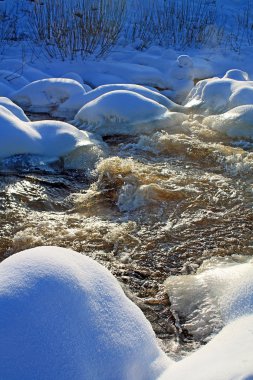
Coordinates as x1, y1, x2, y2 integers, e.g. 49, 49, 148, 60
11, 78, 86, 116
204, 105, 253, 138
0, 246, 171, 380
0, 105, 101, 169
159, 314, 253, 380
185, 69, 253, 114
74, 90, 187, 136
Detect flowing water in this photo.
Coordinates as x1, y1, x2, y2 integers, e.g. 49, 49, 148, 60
0, 114, 253, 359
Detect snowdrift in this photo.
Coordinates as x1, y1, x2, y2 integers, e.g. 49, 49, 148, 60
0, 246, 171, 380
204, 105, 253, 138
185, 69, 253, 114
74, 90, 187, 136
11, 78, 86, 117
0, 105, 101, 169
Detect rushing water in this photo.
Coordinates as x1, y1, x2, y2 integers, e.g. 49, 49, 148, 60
0, 113, 253, 359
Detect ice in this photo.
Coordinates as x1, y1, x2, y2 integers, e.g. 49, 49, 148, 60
0, 246, 172, 380
159, 314, 253, 380
165, 257, 253, 341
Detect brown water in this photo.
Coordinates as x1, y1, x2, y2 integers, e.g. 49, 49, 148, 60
0, 116, 253, 358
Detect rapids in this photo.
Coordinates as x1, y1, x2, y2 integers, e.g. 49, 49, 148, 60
0, 112, 252, 359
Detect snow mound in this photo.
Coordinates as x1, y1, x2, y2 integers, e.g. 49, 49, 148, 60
162, 55, 195, 103
0, 105, 101, 169
159, 314, 253, 380
204, 105, 253, 138
11, 78, 86, 116
185, 69, 253, 114
67, 83, 184, 111
74, 90, 187, 136
0, 246, 171, 380
165, 257, 253, 341
0, 97, 29, 121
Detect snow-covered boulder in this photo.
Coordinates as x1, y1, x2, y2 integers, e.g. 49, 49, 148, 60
61, 72, 92, 92
69, 83, 184, 111
74, 90, 187, 136
204, 105, 253, 138
159, 314, 253, 380
0, 246, 171, 380
11, 78, 86, 115
0, 105, 101, 169
185, 69, 253, 114
162, 55, 195, 103
0, 97, 29, 121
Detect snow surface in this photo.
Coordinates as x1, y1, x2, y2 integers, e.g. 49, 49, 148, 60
0, 246, 171, 380
185, 69, 253, 114
159, 314, 253, 380
11, 78, 86, 116
204, 105, 253, 138
0, 97, 29, 121
74, 90, 187, 136
64, 83, 185, 114
0, 105, 101, 169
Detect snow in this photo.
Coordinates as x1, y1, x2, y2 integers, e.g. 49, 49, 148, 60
66, 83, 184, 112
0, 97, 29, 121
0, 246, 171, 380
0, 105, 101, 169
11, 78, 86, 116
74, 90, 187, 136
204, 105, 253, 138
158, 314, 253, 380
185, 69, 253, 114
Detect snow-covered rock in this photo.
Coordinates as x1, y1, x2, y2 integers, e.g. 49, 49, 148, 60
11, 78, 86, 115
159, 314, 253, 380
0, 246, 171, 380
0, 105, 101, 169
185, 69, 253, 114
69, 83, 184, 111
204, 105, 253, 138
0, 97, 29, 121
0, 70, 29, 90
74, 90, 187, 136
162, 55, 195, 103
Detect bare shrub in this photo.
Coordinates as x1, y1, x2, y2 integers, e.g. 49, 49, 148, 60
126, 0, 225, 50
30, 0, 126, 60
